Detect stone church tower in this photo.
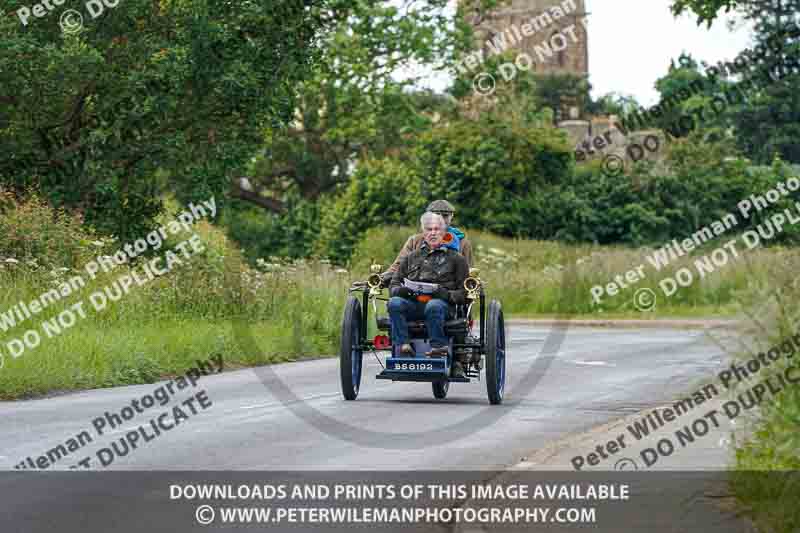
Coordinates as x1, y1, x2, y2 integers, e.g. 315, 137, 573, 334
461, 2, 661, 166
463, 0, 589, 77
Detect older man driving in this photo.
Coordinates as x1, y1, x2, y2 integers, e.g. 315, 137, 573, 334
381, 199, 472, 287
388, 212, 469, 378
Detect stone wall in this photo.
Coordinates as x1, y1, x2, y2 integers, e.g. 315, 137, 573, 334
559, 115, 670, 167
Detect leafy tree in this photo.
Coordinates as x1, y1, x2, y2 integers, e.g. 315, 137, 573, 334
0, 0, 356, 241
521, 133, 791, 245
416, 114, 574, 237
316, 157, 426, 263
586, 92, 641, 118
671, 0, 743, 25
726, 0, 800, 163
655, 55, 710, 126
651, 53, 734, 141
238, 0, 485, 213
665, 1, 799, 163
222, 194, 322, 263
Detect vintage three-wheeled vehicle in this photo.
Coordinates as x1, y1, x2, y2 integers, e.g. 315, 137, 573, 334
339, 264, 507, 404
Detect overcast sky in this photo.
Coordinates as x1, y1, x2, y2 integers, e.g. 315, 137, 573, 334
406, 0, 755, 107
584, 0, 753, 106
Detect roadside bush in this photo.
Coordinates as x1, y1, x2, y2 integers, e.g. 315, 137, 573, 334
223, 193, 321, 264
416, 114, 574, 237
0, 186, 101, 270
317, 158, 426, 264
524, 139, 798, 245
349, 225, 418, 273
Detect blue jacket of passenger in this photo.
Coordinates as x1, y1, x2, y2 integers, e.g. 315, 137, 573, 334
443, 226, 463, 252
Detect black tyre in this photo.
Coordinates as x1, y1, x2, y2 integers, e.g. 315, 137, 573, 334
485, 300, 506, 405
339, 296, 364, 400
432, 380, 449, 399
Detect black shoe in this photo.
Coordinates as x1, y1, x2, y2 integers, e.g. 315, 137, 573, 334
451, 361, 466, 378
425, 346, 448, 357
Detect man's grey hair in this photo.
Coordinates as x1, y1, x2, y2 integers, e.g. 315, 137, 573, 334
420, 211, 446, 231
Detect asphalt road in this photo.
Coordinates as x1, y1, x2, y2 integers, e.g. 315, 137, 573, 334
0, 323, 736, 471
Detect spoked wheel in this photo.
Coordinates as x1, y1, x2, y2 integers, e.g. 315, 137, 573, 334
339, 296, 364, 400
485, 300, 506, 405
432, 380, 449, 399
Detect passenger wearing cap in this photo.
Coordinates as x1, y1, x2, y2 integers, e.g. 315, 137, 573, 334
381, 200, 473, 286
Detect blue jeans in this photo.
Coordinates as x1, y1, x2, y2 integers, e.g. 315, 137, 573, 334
388, 297, 449, 349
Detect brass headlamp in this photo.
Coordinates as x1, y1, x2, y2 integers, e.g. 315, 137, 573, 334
367, 263, 383, 296
464, 267, 481, 300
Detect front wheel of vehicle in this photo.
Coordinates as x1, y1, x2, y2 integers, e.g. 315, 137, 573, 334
485, 300, 506, 405
339, 296, 363, 400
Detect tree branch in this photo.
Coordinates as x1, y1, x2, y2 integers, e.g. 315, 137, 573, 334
230, 180, 287, 213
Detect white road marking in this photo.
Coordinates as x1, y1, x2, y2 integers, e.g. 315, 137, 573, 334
240, 391, 344, 410
240, 403, 272, 410
572, 360, 612, 366
106, 426, 139, 436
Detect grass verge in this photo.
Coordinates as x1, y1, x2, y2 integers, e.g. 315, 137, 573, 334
724, 253, 800, 532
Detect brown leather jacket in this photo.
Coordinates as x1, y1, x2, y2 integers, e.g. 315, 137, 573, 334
386, 232, 472, 275
390, 242, 468, 305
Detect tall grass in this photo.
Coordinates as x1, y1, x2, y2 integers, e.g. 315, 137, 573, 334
353, 226, 775, 317
726, 249, 800, 533
0, 194, 349, 399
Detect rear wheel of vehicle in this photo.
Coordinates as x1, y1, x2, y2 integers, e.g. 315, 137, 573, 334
432, 380, 449, 399
485, 300, 506, 405
339, 296, 363, 400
